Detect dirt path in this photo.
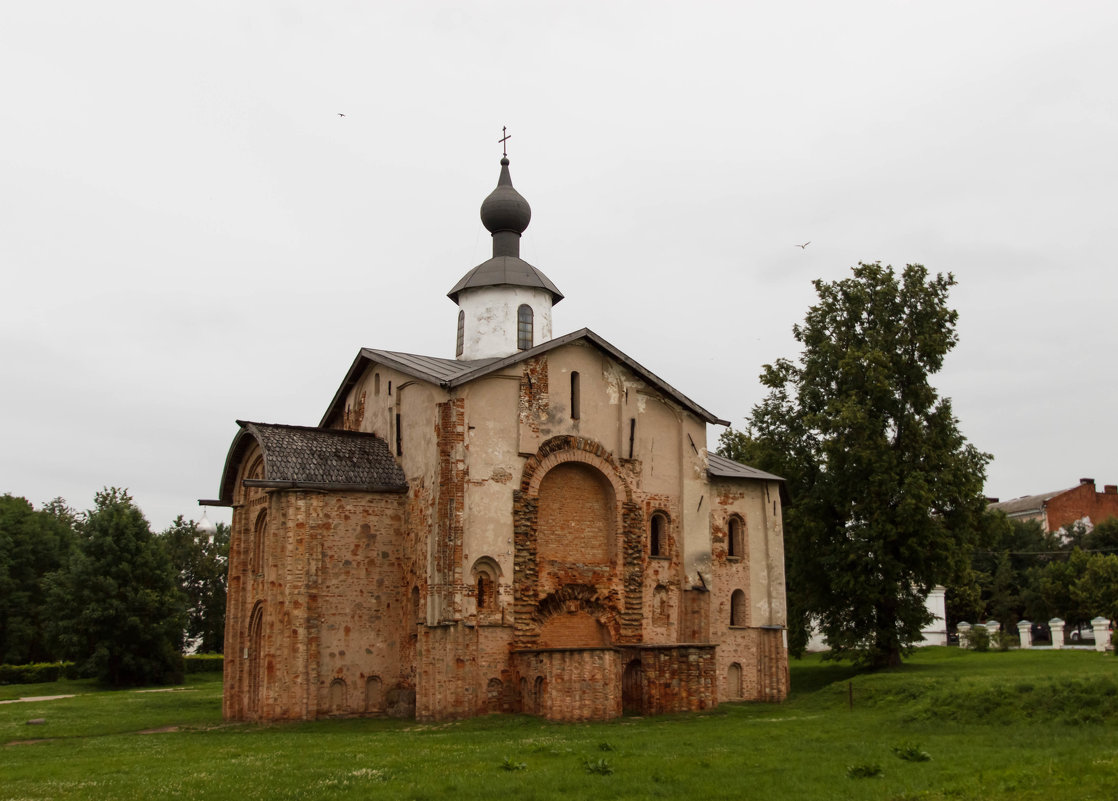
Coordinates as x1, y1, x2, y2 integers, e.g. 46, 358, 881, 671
0, 694, 75, 705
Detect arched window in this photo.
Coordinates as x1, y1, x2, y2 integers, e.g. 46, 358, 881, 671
728, 516, 744, 559
247, 602, 264, 716
477, 573, 494, 611
570, 371, 581, 419
730, 589, 747, 627
471, 557, 501, 618
517, 304, 533, 350
456, 310, 465, 357
252, 510, 267, 575
650, 512, 668, 558
374, 373, 381, 395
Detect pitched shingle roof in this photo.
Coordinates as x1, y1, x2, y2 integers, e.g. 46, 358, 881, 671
213, 421, 406, 505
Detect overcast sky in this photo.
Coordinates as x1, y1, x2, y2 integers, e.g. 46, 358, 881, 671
2, 2, 1116, 530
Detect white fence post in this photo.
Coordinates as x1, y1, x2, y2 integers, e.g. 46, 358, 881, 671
1049, 618, 1065, 649
957, 621, 971, 648
1091, 617, 1111, 652
1017, 620, 1032, 649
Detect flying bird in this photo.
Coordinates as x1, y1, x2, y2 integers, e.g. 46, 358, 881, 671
337, 113, 346, 117
795, 241, 810, 249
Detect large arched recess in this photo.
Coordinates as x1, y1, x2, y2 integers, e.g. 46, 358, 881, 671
512, 436, 644, 647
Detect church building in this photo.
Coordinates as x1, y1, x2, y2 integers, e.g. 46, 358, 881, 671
207, 153, 790, 722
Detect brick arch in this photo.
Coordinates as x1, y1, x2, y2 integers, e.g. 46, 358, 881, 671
513, 437, 644, 648
532, 583, 620, 645
519, 436, 633, 505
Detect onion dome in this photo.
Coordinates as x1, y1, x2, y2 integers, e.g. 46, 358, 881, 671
480, 157, 531, 235
447, 156, 563, 304
196, 510, 218, 539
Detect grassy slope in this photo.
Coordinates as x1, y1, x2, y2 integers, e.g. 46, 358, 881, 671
2, 650, 1117, 801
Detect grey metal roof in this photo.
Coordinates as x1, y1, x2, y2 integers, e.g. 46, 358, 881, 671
360, 350, 499, 384
988, 488, 1070, 517
446, 256, 564, 304
214, 421, 406, 505
707, 452, 784, 482
320, 328, 729, 427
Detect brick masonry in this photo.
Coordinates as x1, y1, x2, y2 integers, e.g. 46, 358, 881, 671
222, 348, 789, 723
1044, 479, 1118, 533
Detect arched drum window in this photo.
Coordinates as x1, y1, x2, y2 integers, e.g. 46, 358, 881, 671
517, 304, 533, 350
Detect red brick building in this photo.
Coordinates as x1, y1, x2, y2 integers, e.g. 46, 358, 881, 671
989, 478, 1118, 533
206, 156, 789, 723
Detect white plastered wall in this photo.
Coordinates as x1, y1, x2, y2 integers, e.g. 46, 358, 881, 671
456, 285, 553, 360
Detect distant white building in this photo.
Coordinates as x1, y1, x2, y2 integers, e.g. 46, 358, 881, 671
805, 586, 948, 651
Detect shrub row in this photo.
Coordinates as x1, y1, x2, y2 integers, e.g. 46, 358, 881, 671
184, 654, 225, 674
0, 662, 78, 684
1, 655, 223, 684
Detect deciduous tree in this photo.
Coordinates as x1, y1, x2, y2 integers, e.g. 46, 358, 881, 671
0, 495, 75, 663
729, 262, 989, 667
162, 516, 229, 654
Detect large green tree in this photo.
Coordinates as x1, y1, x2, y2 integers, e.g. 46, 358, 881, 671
0, 495, 75, 664
47, 488, 185, 685
728, 262, 989, 667
162, 516, 229, 654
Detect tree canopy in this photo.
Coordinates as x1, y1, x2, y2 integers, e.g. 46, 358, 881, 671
47, 487, 185, 685
722, 262, 989, 667
0, 494, 75, 664
162, 515, 229, 654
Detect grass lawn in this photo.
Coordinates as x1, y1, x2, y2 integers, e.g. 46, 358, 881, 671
2, 648, 1117, 800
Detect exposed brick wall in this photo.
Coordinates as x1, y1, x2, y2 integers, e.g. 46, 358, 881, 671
626, 645, 717, 714
715, 627, 789, 703
433, 399, 466, 621
223, 444, 409, 721
514, 648, 622, 721
538, 462, 613, 569
223, 348, 791, 724
539, 611, 608, 647
513, 436, 643, 648
1045, 480, 1118, 532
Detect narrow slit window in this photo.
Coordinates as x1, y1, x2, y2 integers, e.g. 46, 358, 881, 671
395, 412, 402, 456
517, 304, 533, 350
570, 371, 580, 419
728, 516, 744, 559
456, 311, 465, 357
730, 589, 747, 626
650, 512, 667, 557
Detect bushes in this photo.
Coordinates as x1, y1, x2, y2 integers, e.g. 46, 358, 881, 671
1, 655, 221, 684
0, 661, 77, 684
184, 654, 224, 674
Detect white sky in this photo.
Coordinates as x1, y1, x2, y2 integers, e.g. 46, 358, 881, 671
2, 2, 1116, 530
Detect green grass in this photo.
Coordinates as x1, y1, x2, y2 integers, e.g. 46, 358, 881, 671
3, 650, 1117, 800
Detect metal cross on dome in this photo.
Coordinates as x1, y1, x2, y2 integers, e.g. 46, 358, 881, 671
498, 126, 511, 157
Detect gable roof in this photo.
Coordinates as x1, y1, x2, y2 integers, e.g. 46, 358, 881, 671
707, 452, 784, 482
320, 328, 729, 427
211, 421, 407, 505
988, 488, 1071, 517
